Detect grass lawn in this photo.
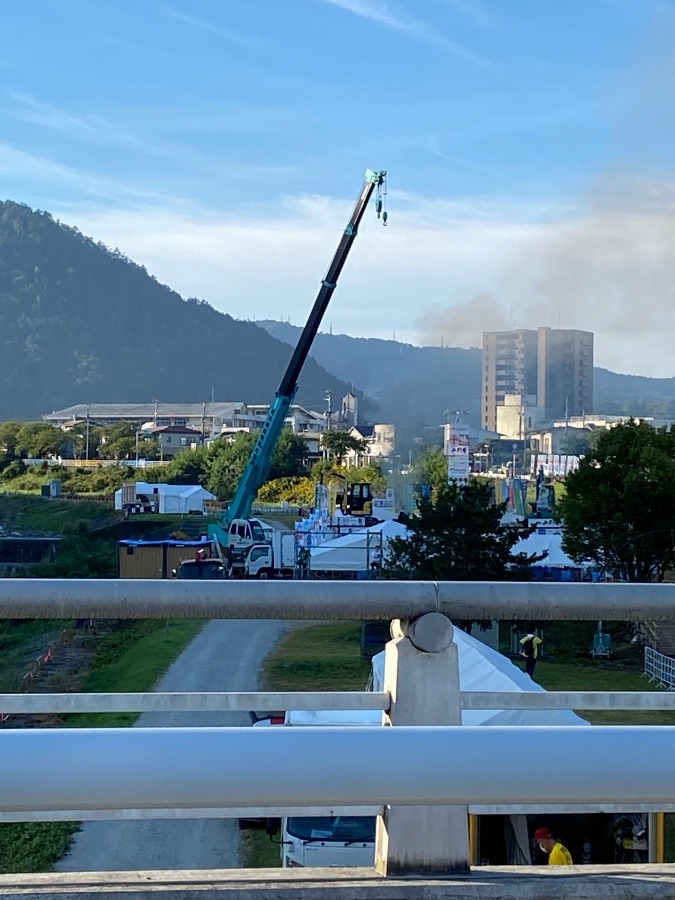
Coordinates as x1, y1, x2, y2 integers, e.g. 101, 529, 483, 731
534, 660, 675, 725
0, 494, 118, 533
0, 618, 203, 873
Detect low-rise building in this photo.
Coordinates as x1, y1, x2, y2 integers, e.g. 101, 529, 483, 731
345, 424, 395, 468
149, 425, 203, 459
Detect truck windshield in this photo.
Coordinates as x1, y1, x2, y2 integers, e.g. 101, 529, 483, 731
251, 523, 266, 542
286, 816, 375, 842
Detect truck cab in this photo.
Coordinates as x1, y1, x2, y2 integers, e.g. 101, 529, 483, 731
283, 814, 375, 868
246, 708, 382, 867
174, 558, 225, 580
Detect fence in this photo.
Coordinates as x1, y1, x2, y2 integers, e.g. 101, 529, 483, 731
644, 645, 675, 690
21, 458, 169, 468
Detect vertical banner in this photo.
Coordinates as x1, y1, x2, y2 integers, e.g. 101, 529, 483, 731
444, 424, 471, 484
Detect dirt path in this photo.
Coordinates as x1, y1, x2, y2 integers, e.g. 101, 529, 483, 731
54, 619, 292, 872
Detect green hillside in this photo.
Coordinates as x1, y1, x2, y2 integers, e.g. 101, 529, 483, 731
0, 201, 356, 419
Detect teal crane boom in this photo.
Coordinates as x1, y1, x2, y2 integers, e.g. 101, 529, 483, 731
219, 168, 387, 532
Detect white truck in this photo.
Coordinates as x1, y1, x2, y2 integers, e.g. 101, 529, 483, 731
246, 708, 382, 867
226, 519, 295, 579
243, 529, 295, 579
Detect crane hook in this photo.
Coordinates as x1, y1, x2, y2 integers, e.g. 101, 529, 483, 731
375, 172, 388, 226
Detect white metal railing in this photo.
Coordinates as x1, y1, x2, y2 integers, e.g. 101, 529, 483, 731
3, 580, 675, 879
2, 689, 675, 716
644, 645, 675, 690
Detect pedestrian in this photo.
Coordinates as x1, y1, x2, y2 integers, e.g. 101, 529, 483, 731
533, 827, 573, 865
519, 629, 542, 678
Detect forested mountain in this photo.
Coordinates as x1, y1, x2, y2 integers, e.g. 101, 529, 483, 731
0, 201, 355, 419
260, 321, 675, 425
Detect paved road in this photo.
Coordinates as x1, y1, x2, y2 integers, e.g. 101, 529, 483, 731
54, 619, 292, 872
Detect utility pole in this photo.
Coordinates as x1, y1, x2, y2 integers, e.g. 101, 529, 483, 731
325, 390, 333, 431
85, 404, 90, 462
201, 401, 207, 446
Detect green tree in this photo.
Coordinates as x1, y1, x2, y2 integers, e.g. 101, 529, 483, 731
268, 431, 309, 479
321, 430, 367, 465
207, 429, 309, 501
100, 422, 157, 460
15, 422, 68, 458
383, 481, 539, 581
559, 421, 675, 581
412, 446, 448, 495
0, 421, 22, 456
161, 446, 212, 485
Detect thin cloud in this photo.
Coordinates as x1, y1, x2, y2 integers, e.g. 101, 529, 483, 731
318, 0, 490, 64
161, 6, 256, 48
0, 143, 175, 205
440, 0, 497, 29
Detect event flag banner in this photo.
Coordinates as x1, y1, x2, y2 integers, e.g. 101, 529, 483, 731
532, 453, 581, 478
444, 424, 471, 483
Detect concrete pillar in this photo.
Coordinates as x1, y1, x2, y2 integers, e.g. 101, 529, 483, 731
375, 612, 469, 876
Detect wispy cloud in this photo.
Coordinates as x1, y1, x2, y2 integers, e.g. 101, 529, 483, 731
0, 143, 175, 206
440, 0, 497, 29
318, 0, 490, 64
3, 91, 303, 187
161, 5, 256, 48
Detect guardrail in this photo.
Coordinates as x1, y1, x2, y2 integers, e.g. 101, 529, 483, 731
1, 579, 674, 881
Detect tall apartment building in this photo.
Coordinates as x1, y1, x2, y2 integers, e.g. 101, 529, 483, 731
482, 327, 593, 432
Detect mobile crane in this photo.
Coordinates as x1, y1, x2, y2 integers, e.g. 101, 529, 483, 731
208, 168, 387, 565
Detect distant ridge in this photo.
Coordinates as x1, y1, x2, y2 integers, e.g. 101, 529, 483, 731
0, 201, 356, 420
259, 321, 675, 426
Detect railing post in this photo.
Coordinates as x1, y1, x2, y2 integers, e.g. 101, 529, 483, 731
374, 612, 469, 876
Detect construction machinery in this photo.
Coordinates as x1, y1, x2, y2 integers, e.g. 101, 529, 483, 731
209, 168, 387, 558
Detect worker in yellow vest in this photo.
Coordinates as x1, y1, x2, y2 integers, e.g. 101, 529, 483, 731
534, 827, 573, 865
519, 630, 543, 678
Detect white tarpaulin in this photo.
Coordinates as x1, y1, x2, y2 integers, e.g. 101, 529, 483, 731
371, 627, 586, 727
309, 519, 409, 572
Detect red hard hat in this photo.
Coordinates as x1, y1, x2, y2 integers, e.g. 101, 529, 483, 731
534, 827, 553, 842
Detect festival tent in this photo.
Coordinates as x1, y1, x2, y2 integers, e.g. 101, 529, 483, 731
309, 519, 409, 572
511, 527, 600, 580
114, 482, 215, 515
371, 626, 586, 727
511, 528, 577, 569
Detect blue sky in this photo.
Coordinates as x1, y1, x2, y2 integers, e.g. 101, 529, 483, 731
2, 0, 674, 376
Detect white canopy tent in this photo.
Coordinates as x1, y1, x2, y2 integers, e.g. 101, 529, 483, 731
371, 626, 586, 728
114, 482, 215, 515
511, 528, 587, 570
309, 519, 409, 572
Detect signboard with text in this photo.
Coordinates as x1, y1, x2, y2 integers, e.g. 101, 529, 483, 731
444, 424, 471, 484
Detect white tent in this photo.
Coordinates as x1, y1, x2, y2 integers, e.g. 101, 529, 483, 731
511, 529, 581, 569
114, 482, 215, 515
371, 626, 586, 727
309, 519, 409, 572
